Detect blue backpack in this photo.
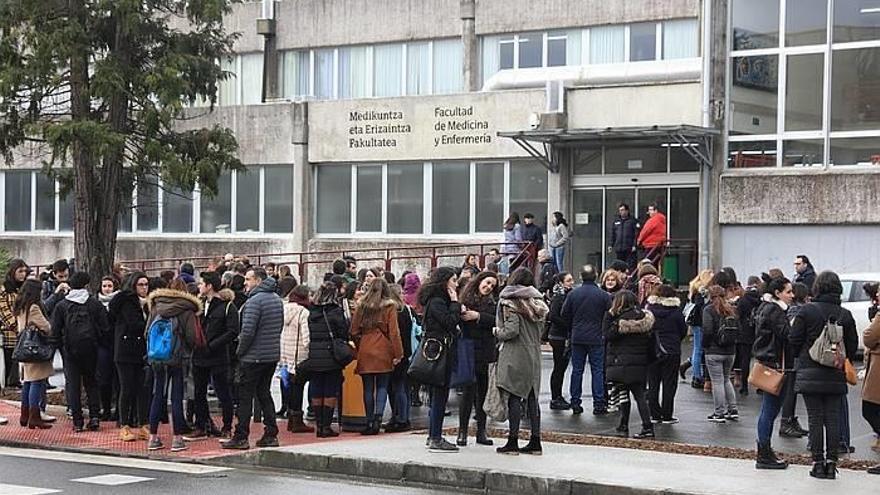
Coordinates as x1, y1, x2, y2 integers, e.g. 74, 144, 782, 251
147, 316, 178, 362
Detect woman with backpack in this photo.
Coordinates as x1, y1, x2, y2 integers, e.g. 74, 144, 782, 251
790, 271, 859, 480
752, 276, 794, 470
13, 279, 53, 429
456, 271, 499, 447
350, 278, 404, 436
702, 285, 739, 423
145, 280, 203, 452
604, 290, 656, 439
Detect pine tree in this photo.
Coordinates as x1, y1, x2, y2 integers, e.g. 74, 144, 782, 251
0, 0, 243, 285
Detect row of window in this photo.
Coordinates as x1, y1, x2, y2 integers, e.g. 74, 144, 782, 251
729, 0, 880, 167
0, 167, 294, 234
314, 161, 548, 236
482, 18, 700, 82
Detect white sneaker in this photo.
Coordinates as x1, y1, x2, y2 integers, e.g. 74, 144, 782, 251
0, 416, 8, 425
40, 412, 57, 423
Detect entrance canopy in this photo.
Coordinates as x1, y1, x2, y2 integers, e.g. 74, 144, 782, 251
498, 124, 720, 173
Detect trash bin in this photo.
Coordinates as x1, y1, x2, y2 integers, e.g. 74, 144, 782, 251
341, 360, 366, 431
663, 255, 679, 287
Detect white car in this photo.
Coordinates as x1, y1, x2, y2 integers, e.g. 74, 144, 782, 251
839, 273, 879, 360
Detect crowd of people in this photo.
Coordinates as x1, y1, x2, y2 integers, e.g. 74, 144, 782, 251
0, 246, 878, 479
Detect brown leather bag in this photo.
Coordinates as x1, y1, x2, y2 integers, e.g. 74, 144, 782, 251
845, 358, 857, 386
748, 359, 785, 396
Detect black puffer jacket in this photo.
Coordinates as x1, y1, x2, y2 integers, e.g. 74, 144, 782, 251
646, 296, 687, 357
791, 294, 858, 395
422, 295, 461, 341
702, 305, 737, 356
109, 290, 148, 365
752, 298, 791, 369
736, 288, 761, 345
194, 289, 239, 368
547, 287, 571, 341
603, 307, 656, 384
302, 303, 350, 373
460, 295, 497, 366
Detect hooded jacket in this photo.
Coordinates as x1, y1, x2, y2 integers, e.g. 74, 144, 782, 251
237, 278, 284, 364
495, 285, 548, 399
146, 288, 203, 367
603, 307, 656, 384
51, 288, 109, 355
351, 301, 404, 374
280, 299, 310, 371
646, 295, 687, 357
109, 290, 149, 364
402, 273, 421, 308
194, 288, 239, 368
790, 294, 859, 395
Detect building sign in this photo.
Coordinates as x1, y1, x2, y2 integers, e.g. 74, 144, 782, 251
309, 90, 545, 162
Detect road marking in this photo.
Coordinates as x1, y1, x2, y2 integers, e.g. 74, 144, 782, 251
0, 484, 60, 495
0, 446, 231, 474
72, 474, 154, 486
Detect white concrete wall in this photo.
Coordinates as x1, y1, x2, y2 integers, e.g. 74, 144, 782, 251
567, 82, 703, 128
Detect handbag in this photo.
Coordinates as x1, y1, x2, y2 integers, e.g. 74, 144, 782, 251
408, 336, 449, 386
324, 308, 354, 368
845, 358, 857, 386
12, 320, 54, 363
449, 337, 475, 388
748, 358, 785, 396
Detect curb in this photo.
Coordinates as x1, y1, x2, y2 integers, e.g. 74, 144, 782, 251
212, 448, 680, 495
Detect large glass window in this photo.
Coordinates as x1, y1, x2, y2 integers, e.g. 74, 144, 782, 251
475, 162, 504, 233
264, 166, 294, 233
432, 39, 462, 94
200, 173, 231, 234
162, 187, 193, 233
787, 0, 828, 46
590, 26, 625, 64
727, 141, 778, 168
499, 38, 515, 70
663, 19, 699, 59
59, 191, 73, 231
832, 46, 880, 131
35, 173, 55, 230
509, 162, 548, 229
279, 50, 310, 98
235, 170, 260, 232
339, 46, 370, 99
518, 33, 543, 68
630, 23, 657, 61
316, 165, 351, 234
314, 48, 334, 99
782, 139, 824, 167
547, 33, 567, 67
355, 165, 382, 232
785, 53, 824, 131
432, 162, 470, 234
406, 42, 431, 96
240, 53, 263, 105
604, 147, 668, 174
218, 56, 238, 106
732, 0, 781, 50
834, 0, 880, 43
374, 44, 403, 97
135, 177, 159, 232
4, 171, 31, 231
830, 136, 880, 165
387, 164, 423, 234
730, 55, 779, 135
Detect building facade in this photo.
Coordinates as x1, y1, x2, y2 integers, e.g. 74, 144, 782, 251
1, 0, 878, 284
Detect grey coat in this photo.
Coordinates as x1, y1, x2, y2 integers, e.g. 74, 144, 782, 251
237, 278, 284, 364
494, 285, 548, 399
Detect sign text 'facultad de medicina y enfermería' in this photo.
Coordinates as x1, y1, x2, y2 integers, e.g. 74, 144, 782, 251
308, 90, 546, 163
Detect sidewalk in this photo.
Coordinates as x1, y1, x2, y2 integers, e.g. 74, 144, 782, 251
218, 433, 879, 495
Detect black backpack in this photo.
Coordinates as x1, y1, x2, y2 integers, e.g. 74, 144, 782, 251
64, 302, 98, 354
716, 315, 739, 347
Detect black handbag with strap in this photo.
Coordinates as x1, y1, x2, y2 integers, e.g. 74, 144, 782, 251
324, 307, 354, 368
12, 314, 53, 363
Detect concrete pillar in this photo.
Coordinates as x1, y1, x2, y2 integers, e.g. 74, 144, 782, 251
707, 0, 728, 269
257, 16, 278, 101
461, 0, 479, 92
291, 102, 310, 253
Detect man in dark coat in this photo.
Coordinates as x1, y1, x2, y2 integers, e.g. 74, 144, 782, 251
521, 213, 544, 250
793, 255, 817, 290
608, 204, 640, 271
561, 265, 612, 415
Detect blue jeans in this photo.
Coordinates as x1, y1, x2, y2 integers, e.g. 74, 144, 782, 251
757, 380, 784, 443
361, 373, 391, 420
551, 246, 565, 272
21, 380, 45, 408
569, 343, 606, 409
690, 326, 704, 381
389, 363, 410, 424
428, 385, 449, 440
149, 365, 185, 435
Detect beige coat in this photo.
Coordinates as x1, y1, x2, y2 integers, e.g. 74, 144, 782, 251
862, 314, 880, 405
280, 301, 310, 370
16, 305, 55, 382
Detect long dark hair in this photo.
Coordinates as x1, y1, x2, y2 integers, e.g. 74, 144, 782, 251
121, 271, 149, 294
610, 290, 638, 316
459, 271, 498, 309
4, 258, 29, 293
13, 279, 43, 317
508, 267, 535, 287
417, 266, 457, 307
503, 212, 520, 230
552, 211, 568, 227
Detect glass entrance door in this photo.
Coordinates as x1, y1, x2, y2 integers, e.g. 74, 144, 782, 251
570, 186, 699, 286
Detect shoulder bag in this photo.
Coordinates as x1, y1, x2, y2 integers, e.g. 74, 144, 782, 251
324, 307, 354, 368
12, 314, 54, 363
407, 309, 450, 386
748, 348, 785, 396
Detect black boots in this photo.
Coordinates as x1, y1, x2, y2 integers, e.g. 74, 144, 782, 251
360, 416, 380, 436
496, 434, 519, 455
456, 428, 468, 446
287, 411, 315, 433
755, 441, 788, 470
809, 458, 838, 480
518, 437, 542, 455
475, 421, 493, 446
679, 359, 692, 380
316, 406, 339, 438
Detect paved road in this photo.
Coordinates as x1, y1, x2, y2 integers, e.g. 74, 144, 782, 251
0, 446, 454, 495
